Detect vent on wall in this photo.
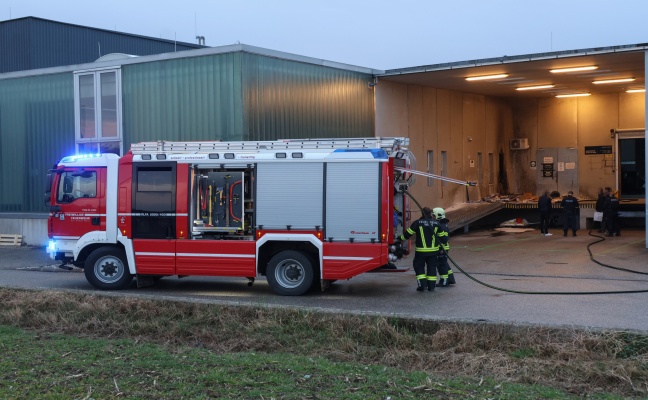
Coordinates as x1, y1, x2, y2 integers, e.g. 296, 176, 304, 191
510, 138, 529, 150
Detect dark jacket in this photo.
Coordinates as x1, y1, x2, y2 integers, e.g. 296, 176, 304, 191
561, 195, 579, 214
604, 194, 620, 213
433, 218, 450, 252
538, 194, 552, 212
595, 193, 605, 212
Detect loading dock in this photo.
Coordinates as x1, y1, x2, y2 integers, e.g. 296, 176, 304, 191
375, 45, 646, 245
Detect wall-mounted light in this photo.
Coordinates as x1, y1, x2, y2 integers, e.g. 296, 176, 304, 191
555, 93, 591, 98
626, 88, 646, 93
593, 78, 635, 84
550, 66, 598, 73
465, 73, 509, 81
515, 84, 555, 91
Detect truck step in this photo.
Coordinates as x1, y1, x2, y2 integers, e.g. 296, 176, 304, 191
368, 264, 410, 273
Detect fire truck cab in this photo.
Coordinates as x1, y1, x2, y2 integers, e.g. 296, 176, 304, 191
45, 138, 414, 295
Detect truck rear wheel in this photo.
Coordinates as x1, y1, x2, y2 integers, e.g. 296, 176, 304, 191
84, 247, 133, 290
266, 250, 315, 296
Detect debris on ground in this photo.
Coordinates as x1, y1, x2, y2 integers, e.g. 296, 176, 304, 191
499, 218, 532, 227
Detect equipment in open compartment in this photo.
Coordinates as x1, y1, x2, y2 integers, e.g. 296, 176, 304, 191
192, 169, 252, 237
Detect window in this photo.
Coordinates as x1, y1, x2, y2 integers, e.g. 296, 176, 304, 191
74, 69, 122, 155
132, 164, 176, 239
56, 171, 97, 203
427, 150, 434, 187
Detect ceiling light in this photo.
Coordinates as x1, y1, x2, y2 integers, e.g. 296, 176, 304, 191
550, 66, 598, 73
593, 78, 635, 84
465, 74, 509, 81
515, 84, 555, 91
555, 93, 591, 98
626, 89, 646, 93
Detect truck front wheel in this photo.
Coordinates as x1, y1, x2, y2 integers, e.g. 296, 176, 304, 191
266, 250, 315, 296
84, 247, 133, 290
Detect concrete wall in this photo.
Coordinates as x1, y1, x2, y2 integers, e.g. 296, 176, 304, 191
376, 80, 645, 211
0, 215, 48, 246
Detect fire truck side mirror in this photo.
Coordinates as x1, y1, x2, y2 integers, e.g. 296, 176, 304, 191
44, 172, 53, 205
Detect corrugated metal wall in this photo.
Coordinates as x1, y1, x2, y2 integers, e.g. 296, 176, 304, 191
241, 53, 375, 140
0, 73, 74, 212
121, 53, 244, 143
0, 17, 202, 73
121, 51, 375, 143
1, 47, 376, 213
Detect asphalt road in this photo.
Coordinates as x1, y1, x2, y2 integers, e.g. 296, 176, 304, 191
1, 228, 647, 332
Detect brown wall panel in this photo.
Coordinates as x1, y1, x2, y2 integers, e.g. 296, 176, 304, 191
577, 94, 619, 197
375, 80, 408, 136
619, 92, 645, 129
538, 98, 578, 148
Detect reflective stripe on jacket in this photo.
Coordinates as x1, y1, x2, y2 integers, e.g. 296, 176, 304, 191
400, 217, 438, 252
434, 220, 450, 252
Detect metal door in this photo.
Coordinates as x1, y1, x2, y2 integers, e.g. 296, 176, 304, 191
536, 148, 578, 196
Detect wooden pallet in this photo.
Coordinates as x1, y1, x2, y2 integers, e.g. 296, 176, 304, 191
0, 234, 22, 246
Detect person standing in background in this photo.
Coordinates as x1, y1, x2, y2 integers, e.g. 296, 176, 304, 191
561, 191, 579, 237
604, 188, 621, 237
594, 188, 606, 233
538, 190, 552, 236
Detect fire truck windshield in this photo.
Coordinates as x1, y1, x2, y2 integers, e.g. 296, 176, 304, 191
56, 171, 97, 203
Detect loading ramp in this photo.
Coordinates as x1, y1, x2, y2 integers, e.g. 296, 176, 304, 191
445, 202, 505, 233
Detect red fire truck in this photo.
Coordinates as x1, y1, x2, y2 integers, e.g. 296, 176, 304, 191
45, 138, 415, 295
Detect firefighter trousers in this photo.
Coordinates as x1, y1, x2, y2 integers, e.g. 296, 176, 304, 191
432, 252, 452, 285
413, 252, 438, 290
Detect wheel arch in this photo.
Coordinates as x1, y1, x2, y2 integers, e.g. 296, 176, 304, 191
76, 242, 124, 268
256, 234, 322, 278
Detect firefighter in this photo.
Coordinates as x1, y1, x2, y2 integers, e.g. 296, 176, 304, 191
561, 191, 579, 237
395, 207, 438, 292
432, 207, 455, 286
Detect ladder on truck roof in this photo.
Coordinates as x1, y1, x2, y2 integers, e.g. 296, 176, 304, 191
130, 137, 409, 154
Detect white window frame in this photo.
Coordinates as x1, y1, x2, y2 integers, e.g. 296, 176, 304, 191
73, 67, 123, 155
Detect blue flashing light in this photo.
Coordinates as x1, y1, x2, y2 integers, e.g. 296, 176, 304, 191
60, 153, 102, 163
48, 240, 57, 252
333, 148, 388, 159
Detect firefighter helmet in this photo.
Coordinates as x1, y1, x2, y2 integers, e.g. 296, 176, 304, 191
432, 207, 446, 219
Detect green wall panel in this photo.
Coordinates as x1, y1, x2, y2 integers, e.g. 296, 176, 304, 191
121, 53, 243, 144
241, 53, 375, 141
0, 73, 73, 212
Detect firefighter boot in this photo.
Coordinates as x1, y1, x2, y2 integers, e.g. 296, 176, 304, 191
447, 270, 456, 285
416, 278, 426, 292
427, 279, 436, 292
438, 275, 448, 287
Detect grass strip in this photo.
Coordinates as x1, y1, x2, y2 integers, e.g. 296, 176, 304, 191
0, 288, 645, 399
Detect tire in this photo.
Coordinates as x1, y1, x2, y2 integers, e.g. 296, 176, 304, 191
84, 247, 133, 290
266, 250, 315, 296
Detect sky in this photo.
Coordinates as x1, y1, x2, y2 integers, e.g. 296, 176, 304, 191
5, 0, 648, 70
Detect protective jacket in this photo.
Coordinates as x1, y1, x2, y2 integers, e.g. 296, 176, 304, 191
561, 194, 579, 214
433, 219, 450, 253
400, 216, 438, 252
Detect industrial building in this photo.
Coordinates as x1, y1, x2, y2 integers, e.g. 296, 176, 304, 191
0, 17, 645, 246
